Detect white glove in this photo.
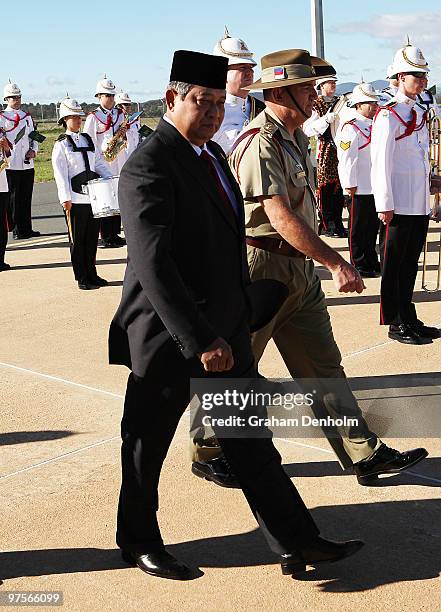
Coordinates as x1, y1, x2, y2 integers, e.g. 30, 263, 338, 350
325, 111, 338, 124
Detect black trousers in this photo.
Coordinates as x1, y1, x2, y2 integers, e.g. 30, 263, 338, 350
348, 194, 380, 271
64, 204, 99, 283
318, 182, 345, 232
6, 168, 35, 236
100, 214, 121, 240
0, 192, 9, 263
116, 330, 318, 556
379, 213, 429, 325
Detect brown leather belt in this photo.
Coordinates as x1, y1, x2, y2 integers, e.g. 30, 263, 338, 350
246, 236, 305, 258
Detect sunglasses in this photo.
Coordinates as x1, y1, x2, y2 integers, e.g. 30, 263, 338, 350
101, 94, 115, 98
9, 96, 21, 100
403, 72, 427, 79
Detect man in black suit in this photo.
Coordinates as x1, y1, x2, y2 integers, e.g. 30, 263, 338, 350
109, 50, 363, 580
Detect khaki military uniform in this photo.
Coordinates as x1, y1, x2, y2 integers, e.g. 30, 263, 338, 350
231, 107, 380, 467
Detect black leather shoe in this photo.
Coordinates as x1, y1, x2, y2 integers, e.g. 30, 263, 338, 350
121, 549, 196, 580
410, 320, 441, 339
78, 281, 100, 290
335, 228, 348, 238
0, 262, 11, 271
280, 537, 364, 576
354, 443, 428, 485
112, 235, 126, 246
28, 230, 41, 237
88, 275, 108, 286
388, 323, 432, 345
98, 239, 116, 249
192, 456, 240, 488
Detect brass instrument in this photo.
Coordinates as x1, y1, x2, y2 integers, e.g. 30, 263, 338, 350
102, 113, 129, 162
422, 110, 441, 292
0, 128, 11, 173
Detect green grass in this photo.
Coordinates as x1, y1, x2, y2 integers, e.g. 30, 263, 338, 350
34, 117, 160, 183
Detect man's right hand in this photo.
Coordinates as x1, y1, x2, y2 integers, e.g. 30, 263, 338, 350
330, 261, 365, 294
198, 337, 234, 372
62, 200, 72, 211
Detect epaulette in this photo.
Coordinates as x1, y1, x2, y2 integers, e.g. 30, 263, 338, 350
383, 100, 397, 108
56, 134, 67, 142
260, 122, 278, 138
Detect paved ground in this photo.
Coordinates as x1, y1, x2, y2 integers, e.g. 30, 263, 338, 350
1, 182, 440, 611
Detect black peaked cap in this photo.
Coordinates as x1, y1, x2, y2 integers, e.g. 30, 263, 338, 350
170, 50, 228, 89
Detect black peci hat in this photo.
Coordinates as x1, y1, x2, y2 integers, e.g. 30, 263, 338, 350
170, 50, 228, 90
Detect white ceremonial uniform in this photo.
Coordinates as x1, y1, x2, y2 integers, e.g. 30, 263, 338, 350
378, 86, 398, 106
371, 89, 431, 327
51, 131, 112, 204
336, 113, 379, 273
213, 93, 252, 154
371, 90, 431, 215
336, 113, 373, 194
119, 117, 140, 168
416, 90, 440, 116
0, 168, 8, 192
0, 107, 38, 170
83, 106, 125, 175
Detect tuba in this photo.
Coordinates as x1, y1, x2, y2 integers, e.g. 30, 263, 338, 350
102, 113, 129, 162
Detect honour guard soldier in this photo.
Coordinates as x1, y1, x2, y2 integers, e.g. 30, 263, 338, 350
336, 82, 380, 277
192, 50, 428, 489
371, 43, 441, 344
0, 131, 11, 270
52, 97, 112, 290
115, 91, 141, 164
84, 76, 126, 248
0, 81, 40, 240
212, 27, 264, 154
303, 74, 347, 237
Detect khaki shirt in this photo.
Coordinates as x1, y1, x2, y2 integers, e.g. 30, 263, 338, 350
229, 107, 318, 239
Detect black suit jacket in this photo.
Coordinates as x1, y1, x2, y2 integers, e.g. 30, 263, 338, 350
109, 118, 251, 377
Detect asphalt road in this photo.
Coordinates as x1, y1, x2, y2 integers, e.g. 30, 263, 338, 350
9, 181, 66, 241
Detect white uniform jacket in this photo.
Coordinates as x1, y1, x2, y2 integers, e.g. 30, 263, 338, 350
83, 106, 125, 175
0, 168, 8, 192
118, 117, 140, 169
370, 90, 431, 215
51, 130, 112, 205
0, 108, 38, 170
213, 94, 256, 154
336, 113, 373, 195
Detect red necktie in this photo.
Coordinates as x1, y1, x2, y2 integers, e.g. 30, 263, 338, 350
200, 150, 237, 216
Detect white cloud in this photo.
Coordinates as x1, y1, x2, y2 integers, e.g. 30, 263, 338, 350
331, 11, 441, 53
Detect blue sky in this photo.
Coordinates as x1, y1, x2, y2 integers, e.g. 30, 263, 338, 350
4, 1, 441, 104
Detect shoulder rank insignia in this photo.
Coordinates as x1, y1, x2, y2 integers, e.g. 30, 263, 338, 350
339, 141, 351, 151
56, 134, 67, 142
260, 122, 278, 138
384, 101, 397, 108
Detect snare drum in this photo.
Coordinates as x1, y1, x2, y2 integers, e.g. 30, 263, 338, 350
86, 176, 120, 218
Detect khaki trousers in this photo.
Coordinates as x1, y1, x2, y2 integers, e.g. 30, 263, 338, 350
192, 247, 381, 468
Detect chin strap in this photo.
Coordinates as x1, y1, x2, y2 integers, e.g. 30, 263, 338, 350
285, 89, 309, 121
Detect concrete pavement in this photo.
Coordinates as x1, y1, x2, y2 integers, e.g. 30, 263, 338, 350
1, 182, 440, 611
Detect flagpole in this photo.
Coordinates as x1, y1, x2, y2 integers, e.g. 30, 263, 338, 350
311, 0, 325, 58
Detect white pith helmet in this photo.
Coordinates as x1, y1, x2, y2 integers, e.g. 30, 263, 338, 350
115, 91, 132, 105
213, 26, 256, 66
389, 37, 429, 79
58, 96, 85, 125
316, 75, 338, 89
385, 64, 395, 80
4, 79, 21, 101
95, 74, 116, 97
348, 82, 379, 107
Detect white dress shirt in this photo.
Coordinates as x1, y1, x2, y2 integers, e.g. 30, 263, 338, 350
336, 113, 374, 195
118, 118, 141, 170
51, 130, 112, 204
212, 93, 252, 154
0, 107, 38, 170
83, 106, 125, 175
370, 90, 431, 215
